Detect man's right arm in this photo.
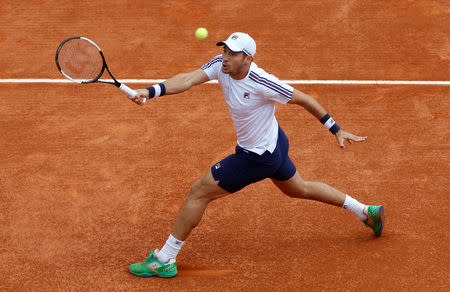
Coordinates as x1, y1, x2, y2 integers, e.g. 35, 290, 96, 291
132, 69, 209, 104
161, 68, 210, 95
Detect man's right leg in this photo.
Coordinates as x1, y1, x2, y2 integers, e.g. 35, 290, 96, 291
155, 168, 229, 263
172, 168, 230, 241
129, 145, 280, 278
129, 169, 229, 278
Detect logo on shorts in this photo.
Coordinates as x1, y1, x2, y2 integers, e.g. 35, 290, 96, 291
231, 35, 239, 40
215, 163, 221, 169
243, 92, 250, 99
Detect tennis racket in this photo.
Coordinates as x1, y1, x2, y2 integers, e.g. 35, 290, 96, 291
55, 36, 146, 103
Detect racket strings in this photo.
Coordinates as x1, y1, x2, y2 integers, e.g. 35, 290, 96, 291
58, 39, 103, 81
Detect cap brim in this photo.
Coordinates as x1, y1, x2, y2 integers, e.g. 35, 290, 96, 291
216, 41, 242, 53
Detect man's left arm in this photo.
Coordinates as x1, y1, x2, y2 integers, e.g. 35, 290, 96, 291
288, 89, 367, 149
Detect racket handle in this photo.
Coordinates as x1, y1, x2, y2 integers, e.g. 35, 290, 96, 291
119, 83, 147, 104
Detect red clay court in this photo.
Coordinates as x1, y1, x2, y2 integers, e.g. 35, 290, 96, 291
1, 1, 449, 290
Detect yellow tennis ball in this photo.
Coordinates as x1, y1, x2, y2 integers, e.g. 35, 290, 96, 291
195, 28, 208, 40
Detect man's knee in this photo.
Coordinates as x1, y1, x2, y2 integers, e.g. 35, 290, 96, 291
274, 172, 309, 198
187, 170, 226, 203
188, 179, 200, 193
188, 180, 205, 200
286, 181, 308, 198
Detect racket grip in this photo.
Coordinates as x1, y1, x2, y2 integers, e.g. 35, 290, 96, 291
119, 83, 147, 103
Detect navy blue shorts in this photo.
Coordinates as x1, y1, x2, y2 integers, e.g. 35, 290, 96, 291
211, 126, 297, 193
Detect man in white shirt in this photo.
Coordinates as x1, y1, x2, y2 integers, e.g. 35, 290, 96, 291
128, 32, 385, 278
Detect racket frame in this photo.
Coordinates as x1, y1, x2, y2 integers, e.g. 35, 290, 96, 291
55, 36, 143, 101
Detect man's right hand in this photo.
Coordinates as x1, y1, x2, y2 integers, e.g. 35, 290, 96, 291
129, 89, 149, 106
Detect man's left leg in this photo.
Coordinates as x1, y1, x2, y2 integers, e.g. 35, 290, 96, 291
272, 171, 385, 237
272, 171, 348, 207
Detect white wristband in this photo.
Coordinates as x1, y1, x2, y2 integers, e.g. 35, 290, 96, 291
324, 117, 336, 129
146, 83, 166, 98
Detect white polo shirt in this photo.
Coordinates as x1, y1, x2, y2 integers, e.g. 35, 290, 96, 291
201, 55, 294, 155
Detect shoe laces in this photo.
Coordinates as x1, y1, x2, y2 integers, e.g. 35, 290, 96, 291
140, 250, 157, 264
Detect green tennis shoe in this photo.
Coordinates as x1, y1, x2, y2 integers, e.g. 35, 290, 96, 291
363, 205, 385, 237
129, 250, 177, 278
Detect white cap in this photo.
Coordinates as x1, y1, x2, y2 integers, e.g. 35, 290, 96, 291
216, 32, 256, 56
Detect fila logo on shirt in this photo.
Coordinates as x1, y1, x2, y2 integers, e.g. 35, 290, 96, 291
215, 163, 221, 169
243, 92, 250, 99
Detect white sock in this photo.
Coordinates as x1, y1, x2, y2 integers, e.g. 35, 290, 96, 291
342, 194, 368, 221
156, 234, 184, 264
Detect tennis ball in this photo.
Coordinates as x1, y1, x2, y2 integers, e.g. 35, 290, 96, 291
195, 27, 208, 40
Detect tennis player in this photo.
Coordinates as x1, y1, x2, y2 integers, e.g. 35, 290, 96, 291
128, 32, 385, 278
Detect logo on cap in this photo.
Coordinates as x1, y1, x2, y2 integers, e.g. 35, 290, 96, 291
231, 35, 239, 40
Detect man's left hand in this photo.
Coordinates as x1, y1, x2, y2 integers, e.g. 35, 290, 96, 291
335, 130, 367, 149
